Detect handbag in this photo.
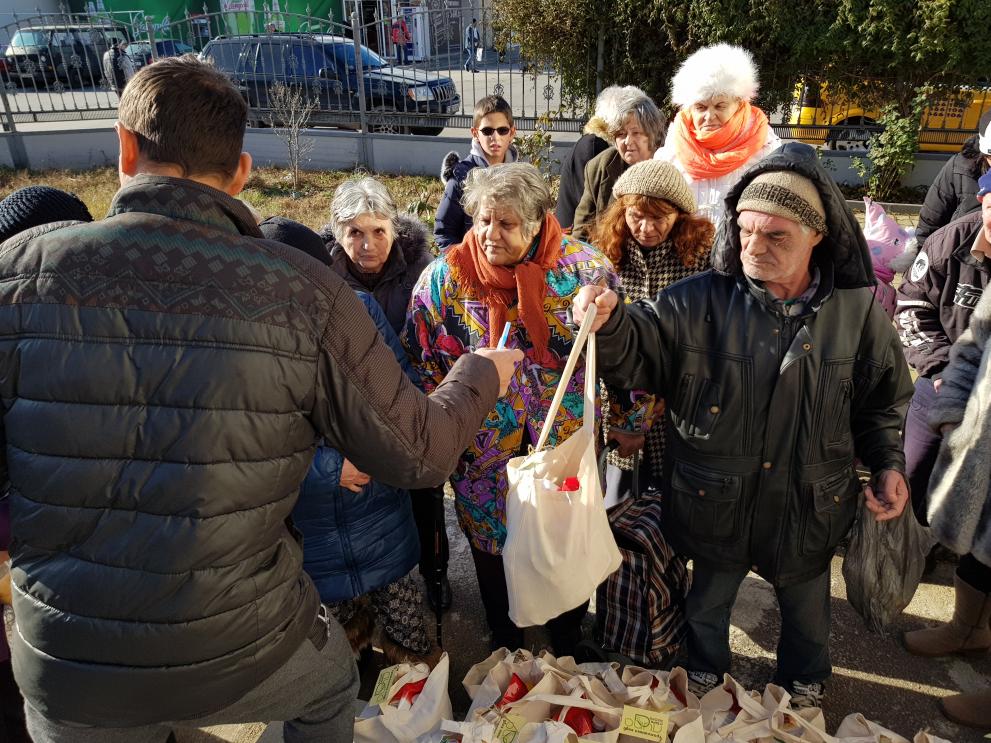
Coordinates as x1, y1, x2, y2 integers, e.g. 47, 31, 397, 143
594, 447, 690, 668
503, 304, 622, 628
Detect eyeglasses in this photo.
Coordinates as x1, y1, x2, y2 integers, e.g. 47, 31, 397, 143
479, 126, 512, 136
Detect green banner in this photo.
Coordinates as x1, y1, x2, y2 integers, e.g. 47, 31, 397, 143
67, 0, 345, 36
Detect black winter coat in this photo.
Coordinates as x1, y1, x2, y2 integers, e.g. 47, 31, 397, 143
320, 214, 434, 334
0, 176, 499, 726
555, 133, 610, 229
595, 144, 913, 587
916, 124, 990, 246
896, 210, 990, 378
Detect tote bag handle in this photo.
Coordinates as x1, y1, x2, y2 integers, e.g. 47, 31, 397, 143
533, 303, 597, 454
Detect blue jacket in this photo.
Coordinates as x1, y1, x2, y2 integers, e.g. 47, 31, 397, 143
434, 140, 519, 249
292, 293, 421, 603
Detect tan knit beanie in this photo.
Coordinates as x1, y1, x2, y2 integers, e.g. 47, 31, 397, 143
612, 160, 697, 215
736, 171, 828, 234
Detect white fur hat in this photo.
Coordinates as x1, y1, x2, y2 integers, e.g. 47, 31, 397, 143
670, 43, 759, 108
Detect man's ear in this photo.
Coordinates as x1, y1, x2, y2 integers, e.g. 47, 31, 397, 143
224, 152, 253, 196
116, 122, 141, 181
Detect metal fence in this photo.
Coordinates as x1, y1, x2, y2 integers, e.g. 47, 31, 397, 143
0, 8, 988, 152
0, 7, 595, 136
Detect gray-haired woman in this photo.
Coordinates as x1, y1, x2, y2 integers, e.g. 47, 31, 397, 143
319, 177, 434, 336
404, 163, 619, 653
556, 85, 647, 230
571, 88, 666, 240
318, 177, 450, 613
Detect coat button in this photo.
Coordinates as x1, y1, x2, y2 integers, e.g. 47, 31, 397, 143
709, 405, 720, 414
772, 328, 780, 335
698, 489, 706, 496
833, 495, 840, 503
762, 461, 772, 470
802, 343, 812, 351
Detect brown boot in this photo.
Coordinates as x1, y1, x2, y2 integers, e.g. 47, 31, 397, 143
940, 689, 991, 729
904, 574, 991, 657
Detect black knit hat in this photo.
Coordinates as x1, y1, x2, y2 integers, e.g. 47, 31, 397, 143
259, 216, 332, 267
0, 186, 93, 243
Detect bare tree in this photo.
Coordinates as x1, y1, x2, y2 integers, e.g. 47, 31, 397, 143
267, 82, 318, 194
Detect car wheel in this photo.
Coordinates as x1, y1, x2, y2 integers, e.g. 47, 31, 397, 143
825, 117, 876, 151
368, 107, 409, 135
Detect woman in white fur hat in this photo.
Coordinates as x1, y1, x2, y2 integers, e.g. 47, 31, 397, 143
655, 43, 781, 232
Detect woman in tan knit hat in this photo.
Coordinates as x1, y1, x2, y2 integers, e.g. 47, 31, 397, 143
587, 159, 713, 667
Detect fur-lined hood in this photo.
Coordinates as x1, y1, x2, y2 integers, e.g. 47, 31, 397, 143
318, 212, 432, 270
439, 140, 519, 185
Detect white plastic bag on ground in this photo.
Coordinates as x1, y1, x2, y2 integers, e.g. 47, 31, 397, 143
504, 305, 622, 627
354, 653, 452, 743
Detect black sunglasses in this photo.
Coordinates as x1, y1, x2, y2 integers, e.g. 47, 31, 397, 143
479, 126, 512, 136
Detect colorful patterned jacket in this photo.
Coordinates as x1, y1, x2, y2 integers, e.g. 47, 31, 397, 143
404, 235, 618, 554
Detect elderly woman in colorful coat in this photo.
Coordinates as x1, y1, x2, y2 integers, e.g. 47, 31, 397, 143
404, 163, 619, 653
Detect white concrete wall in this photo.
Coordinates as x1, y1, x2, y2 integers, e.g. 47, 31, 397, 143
0, 127, 950, 195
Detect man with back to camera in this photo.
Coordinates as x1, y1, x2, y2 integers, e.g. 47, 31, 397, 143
0, 55, 521, 742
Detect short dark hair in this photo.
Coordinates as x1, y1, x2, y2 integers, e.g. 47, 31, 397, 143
117, 55, 247, 180
472, 95, 513, 128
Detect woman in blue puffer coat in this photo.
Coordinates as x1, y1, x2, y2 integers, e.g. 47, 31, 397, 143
293, 291, 439, 665
258, 216, 438, 666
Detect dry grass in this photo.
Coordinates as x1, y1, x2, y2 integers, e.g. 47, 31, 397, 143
0, 166, 447, 233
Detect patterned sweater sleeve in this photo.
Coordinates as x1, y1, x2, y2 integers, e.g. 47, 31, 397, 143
402, 261, 457, 394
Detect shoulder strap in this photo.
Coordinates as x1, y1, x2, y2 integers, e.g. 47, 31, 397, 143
534, 304, 597, 453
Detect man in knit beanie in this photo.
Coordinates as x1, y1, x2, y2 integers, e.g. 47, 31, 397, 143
574, 143, 912, 710
0, 186, 93, 244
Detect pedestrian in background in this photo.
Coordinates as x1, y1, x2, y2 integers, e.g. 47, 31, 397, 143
392, 15, 412, 65
464, 18, 480, 72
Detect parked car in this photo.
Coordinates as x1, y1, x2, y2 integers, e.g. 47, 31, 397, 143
2, 22, 129, 89
129, 39, 195, 70
199, 33, 460, 135
788, 79, 991, 153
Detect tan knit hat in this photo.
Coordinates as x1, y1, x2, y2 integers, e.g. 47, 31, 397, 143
612, 160, 697, 214
736, 171, 828, 234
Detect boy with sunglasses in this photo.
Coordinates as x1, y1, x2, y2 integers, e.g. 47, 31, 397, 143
435, 95, 518, 249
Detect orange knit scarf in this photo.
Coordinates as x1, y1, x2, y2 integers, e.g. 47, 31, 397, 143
669, 102, 770, 180
447, 213, 564, 364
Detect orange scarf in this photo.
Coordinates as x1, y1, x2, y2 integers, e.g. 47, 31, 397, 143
447, 213, 564, 364
669, 102, 770, 181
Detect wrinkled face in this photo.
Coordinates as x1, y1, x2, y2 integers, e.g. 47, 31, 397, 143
983, 196, 991, 245
343, 212, 394, 274
738, 210, 823, 291
472, 112, 516, 165
690, 95, 742, 133
614, 113, 653, 166
474, 200, 537, 266
624, 204, 677, 248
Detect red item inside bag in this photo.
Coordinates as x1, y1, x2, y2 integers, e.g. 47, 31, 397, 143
390, 677, 427, 706
561, 706, 595, 735
558, 477, 580, 492
496, 673, 530, 708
